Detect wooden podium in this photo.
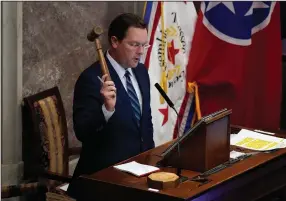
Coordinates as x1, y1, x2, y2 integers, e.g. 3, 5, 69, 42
159, 109, 232, 172
68, 124, 286, 201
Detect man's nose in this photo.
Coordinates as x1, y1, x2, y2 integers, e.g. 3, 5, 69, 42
137, 46, 144, 54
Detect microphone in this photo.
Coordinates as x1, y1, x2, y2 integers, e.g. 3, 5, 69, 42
154, 83, 187, 182
154, 82, 179, 119
154, 83, 175, 109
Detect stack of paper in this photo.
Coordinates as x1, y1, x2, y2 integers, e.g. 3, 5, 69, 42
231, 129, 286, 151
113, 161, 160, 177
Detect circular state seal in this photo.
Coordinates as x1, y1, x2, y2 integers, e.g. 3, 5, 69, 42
201, 1, 275, 46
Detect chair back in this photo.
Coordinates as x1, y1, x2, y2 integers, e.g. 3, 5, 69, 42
22, 86, 69, 180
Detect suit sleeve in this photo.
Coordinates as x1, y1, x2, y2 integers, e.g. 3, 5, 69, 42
73, 71, 106, 143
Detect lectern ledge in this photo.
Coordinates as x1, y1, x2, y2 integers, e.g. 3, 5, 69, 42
158, 108, 232, 172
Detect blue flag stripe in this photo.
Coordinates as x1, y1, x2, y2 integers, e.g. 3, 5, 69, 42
143, 1, 153, 25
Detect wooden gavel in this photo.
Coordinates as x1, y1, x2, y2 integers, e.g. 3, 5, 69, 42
87, 26, 112, 81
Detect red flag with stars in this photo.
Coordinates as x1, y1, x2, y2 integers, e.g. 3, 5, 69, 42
186, 2, 282, 130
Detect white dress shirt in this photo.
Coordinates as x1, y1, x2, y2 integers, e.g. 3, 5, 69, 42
102, 50, 143, 122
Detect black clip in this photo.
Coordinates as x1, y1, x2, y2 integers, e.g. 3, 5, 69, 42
190, 175, 211, 186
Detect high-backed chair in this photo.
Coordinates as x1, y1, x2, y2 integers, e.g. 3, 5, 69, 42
22, 86, 76, 180
2, 86, 80, 200
23, 86, 81, 200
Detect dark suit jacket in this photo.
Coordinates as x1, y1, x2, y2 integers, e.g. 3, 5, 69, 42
67, 55, 154, 197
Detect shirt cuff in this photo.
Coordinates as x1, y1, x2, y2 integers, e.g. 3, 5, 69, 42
102, 104, 115, 122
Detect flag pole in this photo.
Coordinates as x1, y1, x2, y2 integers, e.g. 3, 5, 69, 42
142, 1, 147, 19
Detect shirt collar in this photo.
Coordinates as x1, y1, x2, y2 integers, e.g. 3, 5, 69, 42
106, 50, 132, 79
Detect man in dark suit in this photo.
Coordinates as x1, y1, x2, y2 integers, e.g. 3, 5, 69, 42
67, 13, 154, 197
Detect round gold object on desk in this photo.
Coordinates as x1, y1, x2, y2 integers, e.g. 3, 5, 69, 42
147, 172, 179, 190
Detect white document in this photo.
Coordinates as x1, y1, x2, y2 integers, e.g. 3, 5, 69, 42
113, 161, 160, 177
57, 183, 69, 191
231, 129, 286, 151
230, 151, 245, 159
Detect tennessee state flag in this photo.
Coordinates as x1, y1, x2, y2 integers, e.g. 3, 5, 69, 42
187, 2, 282, 130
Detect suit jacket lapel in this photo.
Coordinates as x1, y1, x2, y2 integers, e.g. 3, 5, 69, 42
104, 55, 128, 105
132, 66, 147, 119
104, 54, 141, 131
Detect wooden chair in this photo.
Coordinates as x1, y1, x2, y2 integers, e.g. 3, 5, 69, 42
2, 86, 80, 200
1, 181, 47, 200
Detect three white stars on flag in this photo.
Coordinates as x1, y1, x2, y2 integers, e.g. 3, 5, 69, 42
205, 1, 270, 16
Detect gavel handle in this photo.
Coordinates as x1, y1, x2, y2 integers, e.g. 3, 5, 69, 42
95, 39, 111, 81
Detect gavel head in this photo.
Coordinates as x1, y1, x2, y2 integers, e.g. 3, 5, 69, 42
87, 26, 103, 42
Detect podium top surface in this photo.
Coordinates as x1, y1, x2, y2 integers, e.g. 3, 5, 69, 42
75, 126, 286, 201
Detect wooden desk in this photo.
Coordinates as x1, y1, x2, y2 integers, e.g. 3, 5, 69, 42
70, 127, 286, 201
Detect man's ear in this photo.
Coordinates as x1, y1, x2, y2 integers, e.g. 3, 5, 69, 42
110, 36, 119, 48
